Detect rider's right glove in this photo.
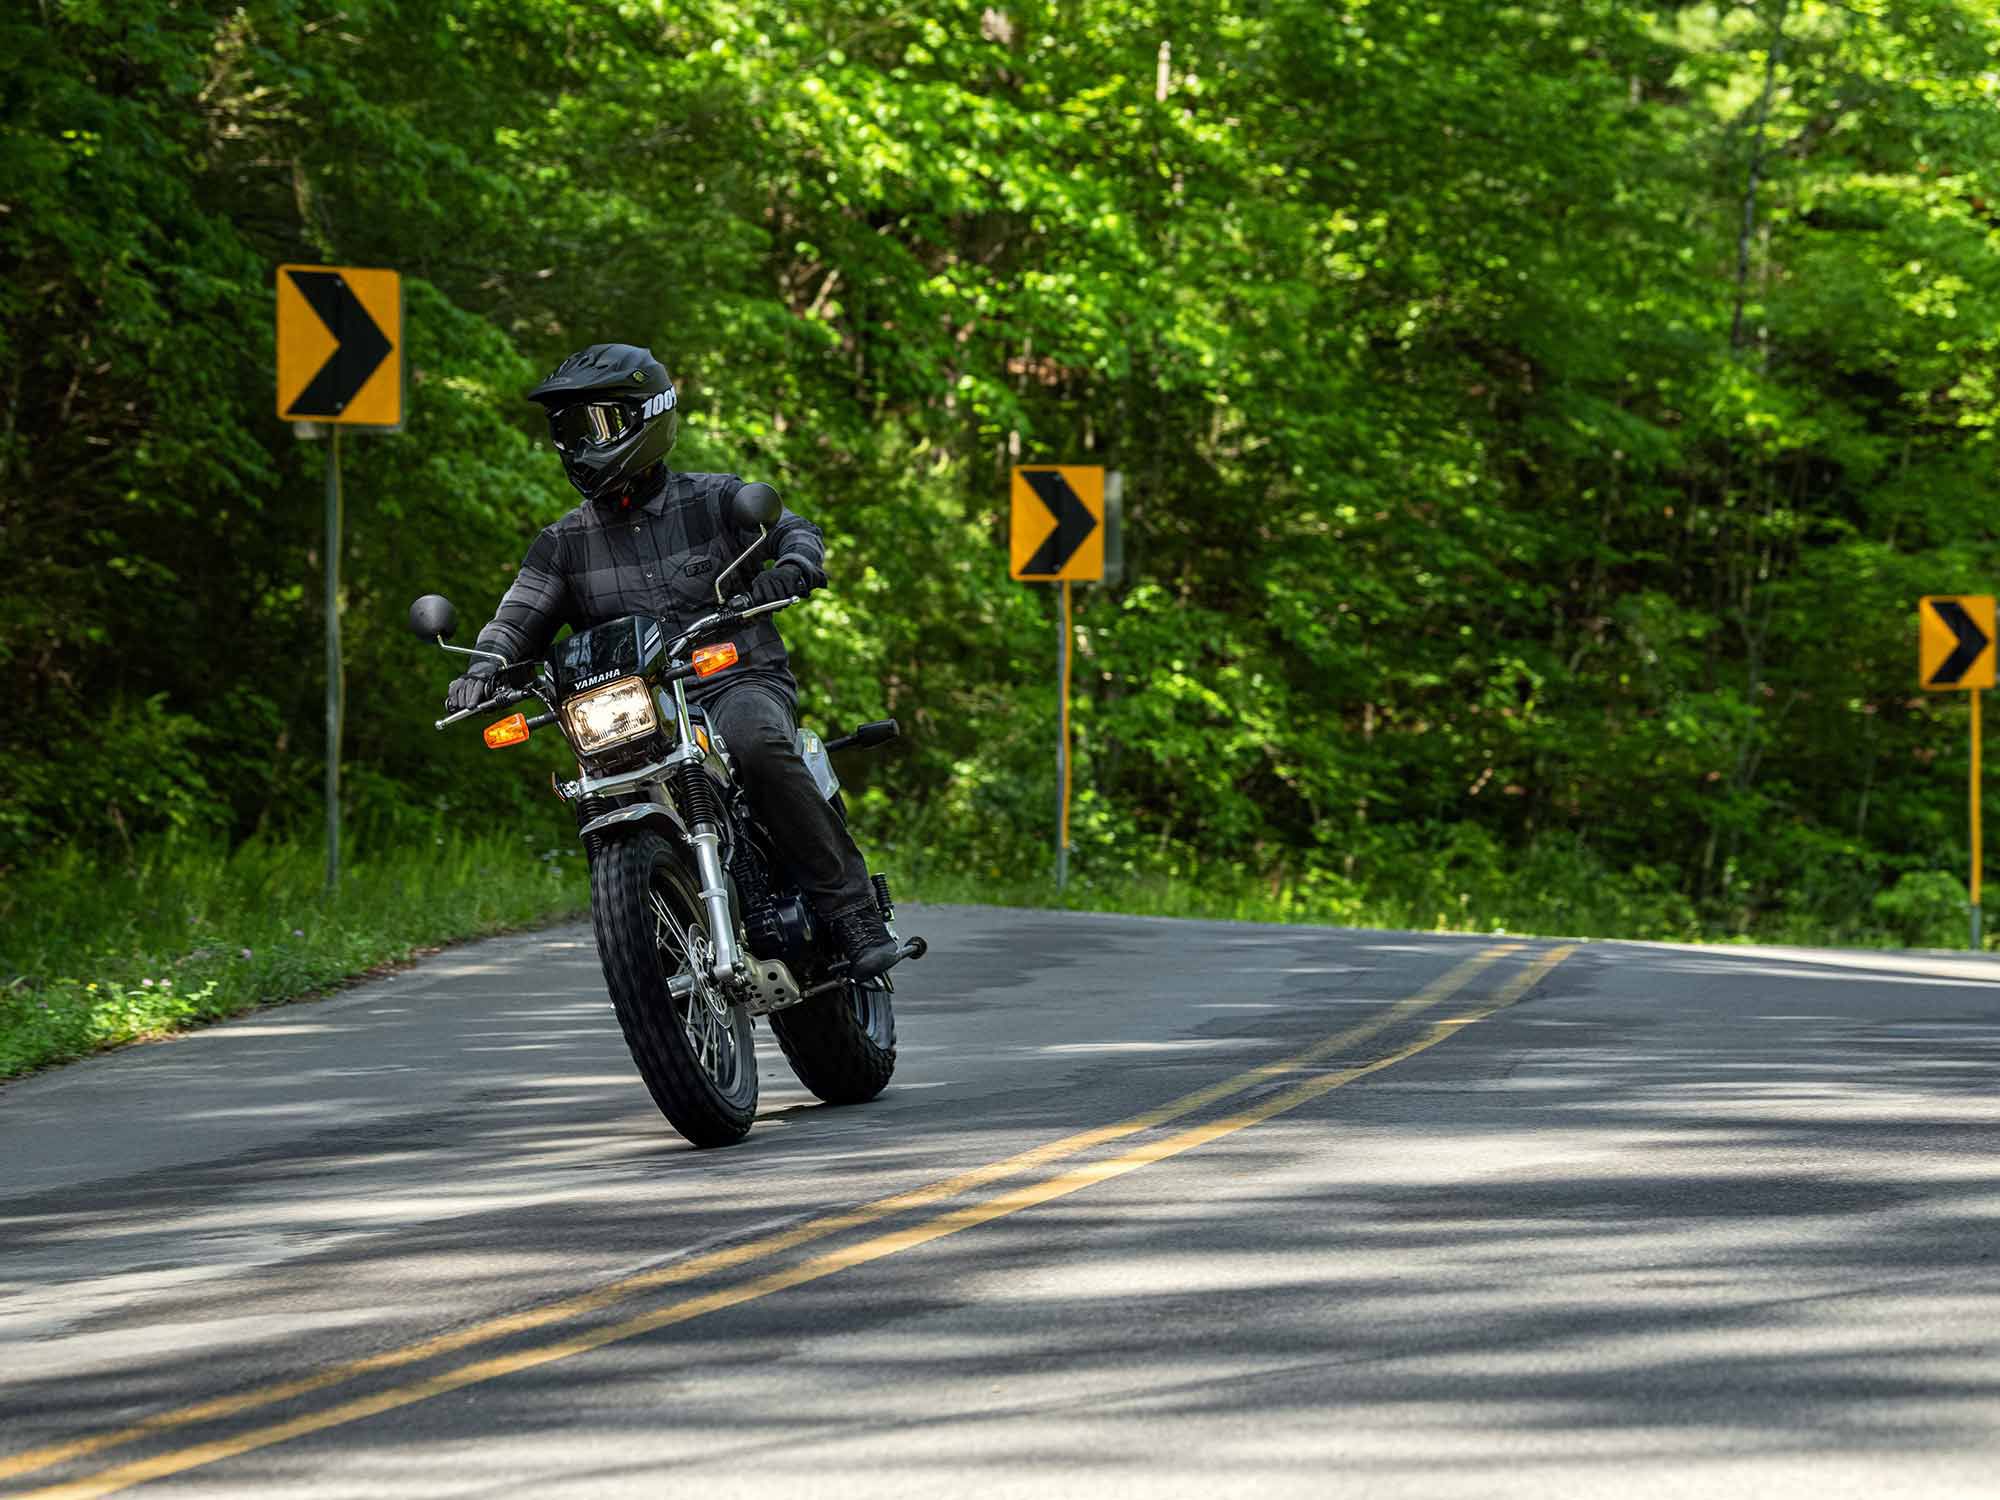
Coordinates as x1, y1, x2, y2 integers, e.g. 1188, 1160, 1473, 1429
444, 665, 495, 713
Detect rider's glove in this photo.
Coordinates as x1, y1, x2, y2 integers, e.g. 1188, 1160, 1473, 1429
444, 665, 495, 713
746, 561, 810, 609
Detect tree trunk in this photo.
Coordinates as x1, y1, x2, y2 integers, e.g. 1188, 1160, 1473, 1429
1730, 0, 1789, 353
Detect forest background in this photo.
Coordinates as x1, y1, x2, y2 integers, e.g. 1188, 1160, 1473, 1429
8, 0, 2000, 1066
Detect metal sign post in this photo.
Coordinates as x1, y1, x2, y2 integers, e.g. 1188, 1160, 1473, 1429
1012, 465, 1108, 891
324, 427, 343, 895
278, 264, 404, 895
1919, 594, 1997, 948
1974, 687, 1984, 951
1057, 579, 1074, 890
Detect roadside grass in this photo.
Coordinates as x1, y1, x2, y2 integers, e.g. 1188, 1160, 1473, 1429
882, 829, 1708, 942
0, 834, 588, 1080
883, 829, 1938, 950
887, 861, 1691, 940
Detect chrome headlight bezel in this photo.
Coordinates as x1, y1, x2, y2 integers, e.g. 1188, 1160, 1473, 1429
561, 675, 658, 755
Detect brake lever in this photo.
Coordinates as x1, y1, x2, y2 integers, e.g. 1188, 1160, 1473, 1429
433, 687, 529, 731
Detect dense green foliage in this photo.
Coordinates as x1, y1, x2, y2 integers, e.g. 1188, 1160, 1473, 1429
8, 0, 2000, 952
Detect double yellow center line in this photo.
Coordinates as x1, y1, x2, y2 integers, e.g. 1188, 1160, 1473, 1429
6, 940, 1575, 1498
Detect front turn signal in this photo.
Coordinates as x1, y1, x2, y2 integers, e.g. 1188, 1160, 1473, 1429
693, 641, 739, 678
483, 712, 530, 749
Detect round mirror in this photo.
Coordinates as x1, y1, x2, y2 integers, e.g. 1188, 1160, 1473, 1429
408, 594, 458, 641
732, 481, 782, 532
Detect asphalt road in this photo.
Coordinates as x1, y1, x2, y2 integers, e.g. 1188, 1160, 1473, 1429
4, 906, 1999, 1498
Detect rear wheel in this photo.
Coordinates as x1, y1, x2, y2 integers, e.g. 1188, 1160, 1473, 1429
769, 973, 897, 1105
590, 831, 757, 1146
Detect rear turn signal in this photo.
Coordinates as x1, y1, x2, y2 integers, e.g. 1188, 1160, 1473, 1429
693, 642, 739, 678
483, 712, 530, 749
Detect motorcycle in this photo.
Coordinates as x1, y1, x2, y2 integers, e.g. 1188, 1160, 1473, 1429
407, 482, 924, 1148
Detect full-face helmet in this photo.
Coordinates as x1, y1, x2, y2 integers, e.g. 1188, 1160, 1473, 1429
526, 343, 678, 504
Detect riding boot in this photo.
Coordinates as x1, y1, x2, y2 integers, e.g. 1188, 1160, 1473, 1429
828, 900, 901, 980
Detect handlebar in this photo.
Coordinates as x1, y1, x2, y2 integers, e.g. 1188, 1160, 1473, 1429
668, 594, 800, 654
433, 596, 804, 731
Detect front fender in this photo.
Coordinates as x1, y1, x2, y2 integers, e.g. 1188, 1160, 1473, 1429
578, 801, 689, 845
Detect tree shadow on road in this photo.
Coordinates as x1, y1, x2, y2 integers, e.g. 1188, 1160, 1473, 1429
6, 937, 2000, 1491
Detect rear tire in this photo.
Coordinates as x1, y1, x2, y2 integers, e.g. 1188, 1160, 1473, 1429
769, 975, 897, 1105
590, 831, 757, 1147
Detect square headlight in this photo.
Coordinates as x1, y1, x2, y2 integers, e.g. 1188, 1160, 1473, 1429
562, 676, 657, 754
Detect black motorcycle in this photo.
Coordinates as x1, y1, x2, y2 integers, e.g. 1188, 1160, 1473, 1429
408, 483, 923, 1148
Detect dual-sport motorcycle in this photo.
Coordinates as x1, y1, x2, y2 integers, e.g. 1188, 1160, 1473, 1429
408, 482, 923, 1149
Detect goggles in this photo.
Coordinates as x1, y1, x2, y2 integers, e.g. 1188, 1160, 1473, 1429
549, 401, 636, 452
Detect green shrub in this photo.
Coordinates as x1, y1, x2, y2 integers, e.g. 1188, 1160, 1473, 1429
1871, 870, 1973, 949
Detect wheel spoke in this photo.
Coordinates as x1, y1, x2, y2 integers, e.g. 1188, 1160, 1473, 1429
648, 877, 735, 1089
688, 1000, 722, 1079
650, 890, 694, 964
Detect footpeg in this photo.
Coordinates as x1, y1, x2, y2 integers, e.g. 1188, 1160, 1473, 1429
821, 935, 926, 986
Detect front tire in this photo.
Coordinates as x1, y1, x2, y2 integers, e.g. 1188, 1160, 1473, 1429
769, 975, 897, 1105
590, 831, 757, 1147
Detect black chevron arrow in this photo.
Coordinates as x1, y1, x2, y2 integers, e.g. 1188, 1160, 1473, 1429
1929, 598, 1991, 685
1019, 469, 1099, 577
284, 269, 393, 419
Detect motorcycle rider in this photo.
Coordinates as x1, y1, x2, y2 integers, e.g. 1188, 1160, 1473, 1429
444, 342, 902, 979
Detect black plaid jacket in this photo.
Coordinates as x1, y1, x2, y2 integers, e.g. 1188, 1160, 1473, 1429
471, 469, 828, 706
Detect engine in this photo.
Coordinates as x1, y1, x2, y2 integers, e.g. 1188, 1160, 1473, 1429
731, 833, 818, 968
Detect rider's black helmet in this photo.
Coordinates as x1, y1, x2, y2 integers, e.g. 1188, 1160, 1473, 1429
526, 343, 679, 504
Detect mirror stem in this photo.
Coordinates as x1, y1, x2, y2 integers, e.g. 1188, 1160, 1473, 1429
714, 525, 770, 605
435, 640, 513, 669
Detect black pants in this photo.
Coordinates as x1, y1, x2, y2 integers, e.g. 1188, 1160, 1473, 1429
704, 682, 872, 916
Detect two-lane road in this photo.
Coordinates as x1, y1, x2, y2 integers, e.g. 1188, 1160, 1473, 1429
4, 908, 1999, 1497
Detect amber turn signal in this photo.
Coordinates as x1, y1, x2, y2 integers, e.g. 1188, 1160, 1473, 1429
692, 642, 739, 678
483, 712, 530, 749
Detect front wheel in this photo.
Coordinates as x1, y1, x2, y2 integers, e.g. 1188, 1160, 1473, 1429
590, 831, 757, 1147
769, 974, 897, 1105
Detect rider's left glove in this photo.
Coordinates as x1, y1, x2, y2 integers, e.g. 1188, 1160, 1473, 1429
746, 561, 811, 608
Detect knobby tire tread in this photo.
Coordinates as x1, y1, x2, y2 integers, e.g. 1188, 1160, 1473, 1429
769, 984, 896, 1106
591, 832, 756, 1147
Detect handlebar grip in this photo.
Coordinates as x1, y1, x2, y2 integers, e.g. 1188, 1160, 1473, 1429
433, 687, 527, 731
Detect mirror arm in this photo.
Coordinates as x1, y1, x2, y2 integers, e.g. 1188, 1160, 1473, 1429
713, 524, 769, 605
434, 639, 514, 670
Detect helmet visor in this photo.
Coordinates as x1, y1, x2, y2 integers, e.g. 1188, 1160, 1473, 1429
548, 401, 634, 453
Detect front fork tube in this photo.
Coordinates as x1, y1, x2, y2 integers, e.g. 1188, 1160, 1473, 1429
671, 678, 741, 988
689, 823, 740, 987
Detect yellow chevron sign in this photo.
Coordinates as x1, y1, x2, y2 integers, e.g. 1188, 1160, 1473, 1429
276, 265, 402, 426
1920, 595, 1996, 690
1010, 466, 1104, 582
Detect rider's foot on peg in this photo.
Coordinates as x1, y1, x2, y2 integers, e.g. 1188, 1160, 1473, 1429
830, 901, 901, 980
